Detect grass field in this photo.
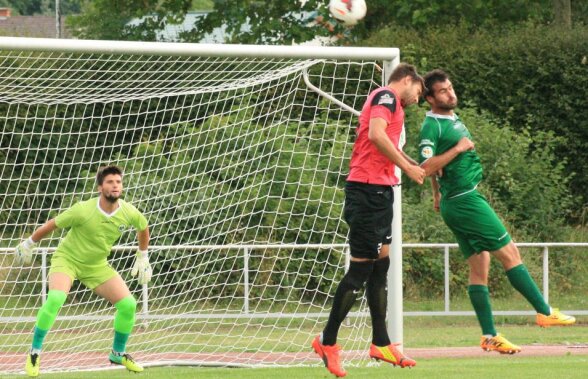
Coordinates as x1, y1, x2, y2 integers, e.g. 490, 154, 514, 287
1, 355, 587, 379
1, 318, 586, 378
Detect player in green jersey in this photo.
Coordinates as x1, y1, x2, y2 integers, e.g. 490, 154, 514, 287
418, 69, 575, 354
14, 165, 152, 376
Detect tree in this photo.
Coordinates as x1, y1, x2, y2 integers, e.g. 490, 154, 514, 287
68, 0, 588, 44
0, 0, 82, 16
68, 0, 192, 41
553, 0, 572, 27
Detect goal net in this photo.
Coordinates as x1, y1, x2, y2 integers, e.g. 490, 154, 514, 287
0, 38, 398, 373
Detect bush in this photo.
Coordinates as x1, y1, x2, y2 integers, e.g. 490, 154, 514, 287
367, 23, 588, 216
401, 103, 573, 298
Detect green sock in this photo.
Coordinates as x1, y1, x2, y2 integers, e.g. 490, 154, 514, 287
32, 289, 67, 350
32, 327, 48, 350
506, 264, 550, 315
112, 331, 130, 354
468, 285, 496, 336
112, 296, 137, 353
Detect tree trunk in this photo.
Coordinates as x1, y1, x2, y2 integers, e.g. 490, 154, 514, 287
553, 0, 572, 28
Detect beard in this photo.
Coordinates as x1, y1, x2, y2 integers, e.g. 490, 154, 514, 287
103, 193, 121, 203
437, 98, 458, 110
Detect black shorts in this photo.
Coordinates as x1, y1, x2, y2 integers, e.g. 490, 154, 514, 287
343, 181, 394, 259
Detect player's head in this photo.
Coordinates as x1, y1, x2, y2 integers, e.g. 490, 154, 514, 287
96, 165, 123, 203
387, 63, 425, 107
423, 69, 458, 112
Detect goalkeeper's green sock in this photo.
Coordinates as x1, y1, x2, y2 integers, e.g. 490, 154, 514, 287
112, 331, 130, 354
31, 327, 48, 352
112, 296, 137, 353
468, 285, 497, 336
32, 289, 67, 350
506, 264, 551, 315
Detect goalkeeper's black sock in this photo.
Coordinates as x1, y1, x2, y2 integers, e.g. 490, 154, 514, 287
322, 260, 373, 346
367, 256, 391, 347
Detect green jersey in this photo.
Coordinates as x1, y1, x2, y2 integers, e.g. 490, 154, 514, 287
418, 112, 483, 199
54, 197, 148, 266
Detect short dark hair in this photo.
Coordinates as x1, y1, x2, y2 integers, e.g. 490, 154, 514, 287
387, 63, 425, 91
96, 165, 123, 186
423, 69, 450, 98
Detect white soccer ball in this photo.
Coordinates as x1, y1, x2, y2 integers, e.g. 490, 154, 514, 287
329, 0, 367, 26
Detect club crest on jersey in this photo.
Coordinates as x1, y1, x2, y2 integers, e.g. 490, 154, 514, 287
118, 224, 128, 232
421, 146, 433, 159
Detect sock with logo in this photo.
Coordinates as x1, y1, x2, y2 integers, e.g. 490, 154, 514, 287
322, 260, 374, 345
367, 256, 391, 346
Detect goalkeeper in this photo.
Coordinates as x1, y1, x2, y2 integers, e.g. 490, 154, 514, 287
15, 165, 152, 377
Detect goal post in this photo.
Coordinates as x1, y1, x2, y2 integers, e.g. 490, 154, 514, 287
0, 37, 401, 374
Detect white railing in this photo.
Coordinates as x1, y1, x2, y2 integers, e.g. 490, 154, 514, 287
2, 242, 587, 323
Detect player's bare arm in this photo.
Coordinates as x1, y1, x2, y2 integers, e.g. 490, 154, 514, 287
137, 227, 150, 251
368, 118, 425, 184
421, 137, 474, 176
30, 219, 58, 243
401, 150, 419, 166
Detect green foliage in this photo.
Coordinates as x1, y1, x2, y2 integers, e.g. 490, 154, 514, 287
0, 0, 82, 16
65, 0, 588, 45
401, 103, 573, 298
367, 23, 588, 214
67, 0, 192, 41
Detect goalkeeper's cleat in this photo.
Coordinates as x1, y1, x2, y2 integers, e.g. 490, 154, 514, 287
536, 308, 576, 327
311, 335, 346, 377
25, 352, 40, 377
369, 343, 416, 368
109, 351, 144, 373
480, 334, 521, 354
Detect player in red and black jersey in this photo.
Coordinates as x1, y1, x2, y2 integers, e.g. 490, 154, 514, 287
312, 63, 425, 377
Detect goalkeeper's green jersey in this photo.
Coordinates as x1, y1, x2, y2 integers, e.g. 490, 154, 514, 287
418, 111, 483, 199
54, 197, 148, 266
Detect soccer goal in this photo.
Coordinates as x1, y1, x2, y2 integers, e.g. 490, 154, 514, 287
0, 37, 401, 374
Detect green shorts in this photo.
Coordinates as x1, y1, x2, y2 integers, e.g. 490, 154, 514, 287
440, 190, 511, 259
48, 255, 118, 290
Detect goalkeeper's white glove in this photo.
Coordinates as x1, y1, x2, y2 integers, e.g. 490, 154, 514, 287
15, 237, 36, 265
131, 249, 152, 285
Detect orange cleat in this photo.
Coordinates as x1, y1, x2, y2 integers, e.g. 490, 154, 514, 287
369, 343, 416, 368
312, 335, 347, 377
536, 308, 576, 327
480, 334, 521, 354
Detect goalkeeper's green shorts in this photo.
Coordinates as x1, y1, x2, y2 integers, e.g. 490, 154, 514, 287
440, 190, 512, 259
48, 255, 118, 289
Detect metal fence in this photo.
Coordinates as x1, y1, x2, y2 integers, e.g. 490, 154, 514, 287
3, 242, 586, 323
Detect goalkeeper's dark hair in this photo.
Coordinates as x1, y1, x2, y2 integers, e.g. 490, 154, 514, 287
423, 69, 450, 98
96, 165, 123, 185
387, 63, 425, 90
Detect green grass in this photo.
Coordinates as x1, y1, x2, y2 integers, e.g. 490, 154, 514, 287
2, 356, 587, 379
1, 316, 587, 354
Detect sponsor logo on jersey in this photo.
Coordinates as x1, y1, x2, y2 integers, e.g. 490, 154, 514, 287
377, 93, 395, 105
454, 121, 465, 130
421, 146, 433, 159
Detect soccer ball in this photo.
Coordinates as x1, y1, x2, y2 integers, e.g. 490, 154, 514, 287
329, 0, 367, 26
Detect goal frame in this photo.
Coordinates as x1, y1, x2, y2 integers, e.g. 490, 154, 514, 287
0, 36, 403, 347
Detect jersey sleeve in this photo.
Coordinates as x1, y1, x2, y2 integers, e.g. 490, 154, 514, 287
54, 202, 83, 229
418, 119, 440, 164
127, 203, 148, 231
369, 90, 396, 122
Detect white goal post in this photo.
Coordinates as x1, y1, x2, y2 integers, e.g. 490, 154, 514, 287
0, 37, 401, 374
